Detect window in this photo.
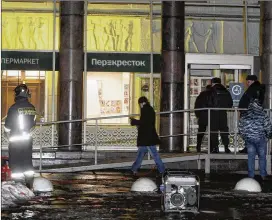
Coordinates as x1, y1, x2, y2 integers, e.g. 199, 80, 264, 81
86, 72, 131, 124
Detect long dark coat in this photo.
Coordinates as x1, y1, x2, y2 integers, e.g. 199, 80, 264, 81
130, 104, 160, 146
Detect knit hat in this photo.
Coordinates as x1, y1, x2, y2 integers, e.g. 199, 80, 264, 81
246, 75, 257, 81
211, 77, 221, 84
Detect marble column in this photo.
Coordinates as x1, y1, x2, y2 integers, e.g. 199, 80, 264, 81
261, 2, 272, 109
59, 1, 84, 151
160, 2, 185, 152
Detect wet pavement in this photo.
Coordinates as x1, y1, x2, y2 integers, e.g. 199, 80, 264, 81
2, 170, 272, 220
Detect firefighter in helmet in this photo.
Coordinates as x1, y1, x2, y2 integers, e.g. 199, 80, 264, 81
4, 84, 36, 189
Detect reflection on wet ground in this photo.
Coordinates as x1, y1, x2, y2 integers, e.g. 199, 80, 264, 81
2, 170, 272, 219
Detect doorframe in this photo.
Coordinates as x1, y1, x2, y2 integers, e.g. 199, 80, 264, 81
183, 53, 260, 152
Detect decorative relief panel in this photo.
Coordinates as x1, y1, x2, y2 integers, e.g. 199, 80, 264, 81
2, 11, 259, 55
2, 13, 53, 50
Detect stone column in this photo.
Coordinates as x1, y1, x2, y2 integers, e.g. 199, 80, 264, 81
59, 1, 84, 151
160, 2, 185, 152
261, 2, 272, 109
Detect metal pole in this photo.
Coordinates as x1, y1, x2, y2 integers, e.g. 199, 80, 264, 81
39, 124, 43, 173
234, 108, 238, 154
245, 1, 249, 54
149, 0, 154, 106
95, 120, 98, 165
148, 0, 154, 161
205, 108, 211, 174
83, 0, 88, 151
51, 0, 57, 147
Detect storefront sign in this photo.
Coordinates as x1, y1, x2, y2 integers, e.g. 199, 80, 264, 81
1, 51, 56, 70
87, 53, 161, 73
1, 51, 161, 73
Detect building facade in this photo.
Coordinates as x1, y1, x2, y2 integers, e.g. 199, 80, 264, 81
1, 1, 261, 151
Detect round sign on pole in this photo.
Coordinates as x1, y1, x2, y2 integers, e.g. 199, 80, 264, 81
232, 85, 242, 96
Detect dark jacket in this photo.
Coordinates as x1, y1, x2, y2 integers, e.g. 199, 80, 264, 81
239, 81, 265, 109
210, 84, 233, 109
194, 89, 212, 125
238, 100, 272, 141
130, 104, 160, 146
4, 97, 36, 137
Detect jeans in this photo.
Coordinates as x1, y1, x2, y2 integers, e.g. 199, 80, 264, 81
131, 146, 165, 174
246, 138, 267, 178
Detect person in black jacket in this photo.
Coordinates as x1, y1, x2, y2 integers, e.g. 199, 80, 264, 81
4, 84, 36, 189
130, 96, 165, 175
238, 75, 265, 154
209, 78, 233, 153
194, 85, 212, 152
239, 75, 265, 110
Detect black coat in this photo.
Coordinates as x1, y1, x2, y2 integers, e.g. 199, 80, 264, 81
194, 90, 212, 125
130, 104, 160, 146
209, 84, 233, 122
210, 84, 233, 109
239, 81, 265, 109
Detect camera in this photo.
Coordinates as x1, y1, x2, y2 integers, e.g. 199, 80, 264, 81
161, 170, 200, 213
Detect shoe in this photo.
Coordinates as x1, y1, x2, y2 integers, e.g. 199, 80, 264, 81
131, 170, 138, 176
239, 148, 247, 154
211, 148, 219, 153
224, 147, 231, 153
261, 176, 269, 181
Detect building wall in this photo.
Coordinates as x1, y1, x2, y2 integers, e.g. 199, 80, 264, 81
1, 1, 261, 149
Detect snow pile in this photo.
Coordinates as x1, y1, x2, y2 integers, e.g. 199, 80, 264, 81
1, 181, 35, 208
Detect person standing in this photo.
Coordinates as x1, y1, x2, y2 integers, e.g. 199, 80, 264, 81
194, 85, 212, 152
238, 91, 272, 181
4, 84, 36, 189
130, 96, 165, 175
209, 78, 233, 153
238, 75, 265, 153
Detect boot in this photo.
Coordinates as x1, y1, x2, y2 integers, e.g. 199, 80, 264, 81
211, 148, 219, 153
196, 145, 201, 153
224, 146, 231, 153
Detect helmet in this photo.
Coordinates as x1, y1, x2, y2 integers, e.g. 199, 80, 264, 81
14, 84, 30, 98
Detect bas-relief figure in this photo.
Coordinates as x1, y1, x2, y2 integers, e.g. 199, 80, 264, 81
204, 24, 216, 53
28, 17, 37, 49
16, 17, 25, 49
2, 19, 11, 48
36, 17, 46, 49
223, 22, 244, 54
185, 22, 200, 53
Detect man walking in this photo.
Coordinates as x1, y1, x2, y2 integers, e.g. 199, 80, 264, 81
194, 85, 212, 152
130, 96, 165, 175
209, 78, 233, 153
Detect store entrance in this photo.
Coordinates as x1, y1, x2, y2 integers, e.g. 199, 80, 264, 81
1, 70, 45, 120
183, 53, 260, 151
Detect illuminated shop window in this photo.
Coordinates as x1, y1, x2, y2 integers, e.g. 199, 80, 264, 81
25, 71, 45, 79
1, 70, 46, 121
86, 72, 131, 124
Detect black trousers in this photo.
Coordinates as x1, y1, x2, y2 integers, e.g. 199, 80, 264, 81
210, 112, 229, 151
9, 138, 33, 174
197, 123, 207, 152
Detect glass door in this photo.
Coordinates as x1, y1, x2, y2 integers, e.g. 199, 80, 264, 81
187, 65, 251, 151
